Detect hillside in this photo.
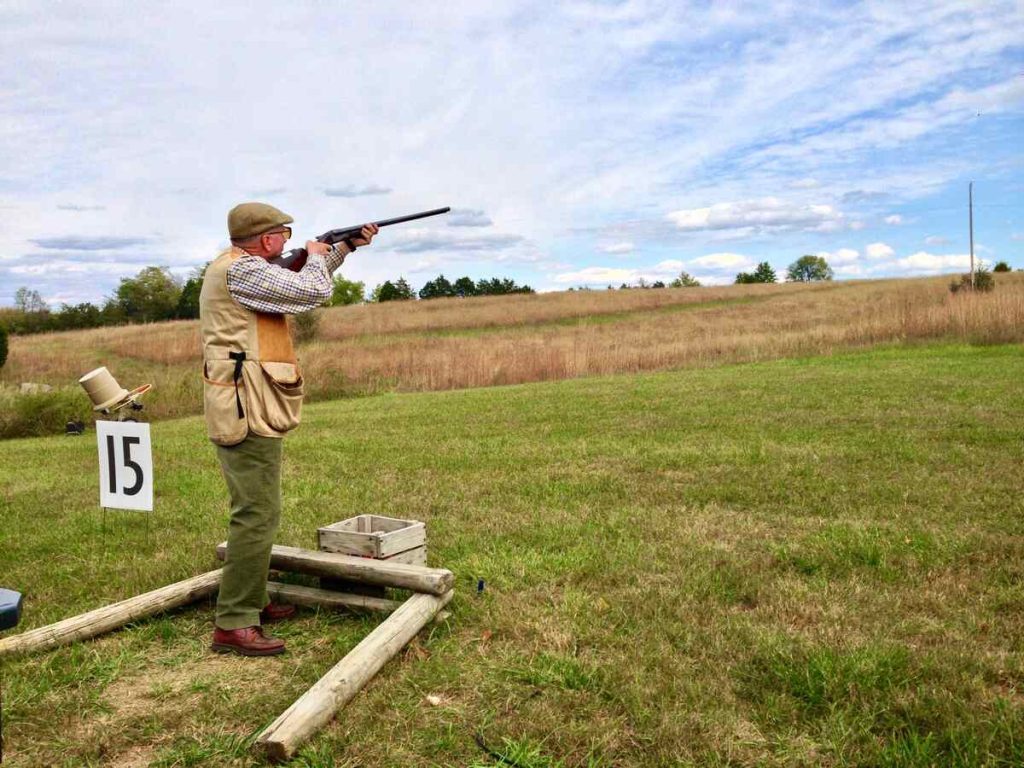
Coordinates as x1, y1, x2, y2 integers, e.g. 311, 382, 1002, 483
2, 274, 1023, 439
1, 343, 1021, 766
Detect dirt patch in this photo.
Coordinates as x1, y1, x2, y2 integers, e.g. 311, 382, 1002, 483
108, 744, 157, 768
101, 651, 290, 718
53, 652, 291, 764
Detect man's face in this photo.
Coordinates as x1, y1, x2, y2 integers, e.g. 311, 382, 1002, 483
260, 227, 292, 258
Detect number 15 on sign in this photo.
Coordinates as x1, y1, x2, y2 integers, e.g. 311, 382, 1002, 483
96, 421, 153, 511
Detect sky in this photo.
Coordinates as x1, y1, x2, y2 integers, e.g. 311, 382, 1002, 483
1, 0, 1022, 306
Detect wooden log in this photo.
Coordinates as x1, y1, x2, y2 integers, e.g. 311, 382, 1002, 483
0, 569, 222, 658
216, 543, 453, 596
266, 583, 451, 624
266, 582, 402, 613
256, 589, 454, 761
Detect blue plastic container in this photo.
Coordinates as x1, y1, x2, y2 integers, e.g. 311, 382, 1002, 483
0, 589, 22, 632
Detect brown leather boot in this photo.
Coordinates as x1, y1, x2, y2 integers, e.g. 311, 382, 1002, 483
211, 626, 285, 656
261, 602, 296, 623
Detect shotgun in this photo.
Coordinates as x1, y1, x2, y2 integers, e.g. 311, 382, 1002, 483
269, 206, 451, 271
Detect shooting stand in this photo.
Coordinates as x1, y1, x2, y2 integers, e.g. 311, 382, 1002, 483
0, 517, 452, 763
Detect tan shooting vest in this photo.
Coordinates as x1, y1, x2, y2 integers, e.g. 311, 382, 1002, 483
199, 248, 304, 446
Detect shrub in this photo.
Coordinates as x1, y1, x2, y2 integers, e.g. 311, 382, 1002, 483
0, 324, 7, 369
292, 309, 321, 344
737, 261, 778, 284
950, 265, 995, 294
992, 261, 1011, 273
670, 271, 701, 288
330, 275, 366, 306
0, 386, 86, 439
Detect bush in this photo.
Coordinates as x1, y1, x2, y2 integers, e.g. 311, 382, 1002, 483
670, 271, 701, 288
992, 261, 1011, 273
0, 386, 87, 439
292, 310, 321, 344
0, 324, 7, 369
330, 275, 365, 306
950, 265, 995, 294
736, 261, 778, 284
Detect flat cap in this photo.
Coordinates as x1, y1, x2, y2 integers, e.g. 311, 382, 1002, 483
228, 202, 294, 240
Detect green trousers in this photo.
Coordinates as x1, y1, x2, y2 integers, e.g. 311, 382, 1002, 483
214, 433, 283, 630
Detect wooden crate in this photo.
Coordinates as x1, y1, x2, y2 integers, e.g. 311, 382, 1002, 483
318, 515, 426, 562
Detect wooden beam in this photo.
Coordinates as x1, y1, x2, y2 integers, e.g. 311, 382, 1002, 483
266, 583, 451, 624
0, 569, 222, 658
216, 543, 453, 596
266, 582, 402, 613
256, 589, 454, 762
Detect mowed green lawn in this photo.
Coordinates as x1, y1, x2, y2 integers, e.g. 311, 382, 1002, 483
1, 343, 1021, 767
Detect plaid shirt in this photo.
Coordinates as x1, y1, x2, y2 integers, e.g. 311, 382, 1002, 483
226, 244, 348, 315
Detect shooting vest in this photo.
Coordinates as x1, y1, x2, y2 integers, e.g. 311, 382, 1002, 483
199, 248, 304, 446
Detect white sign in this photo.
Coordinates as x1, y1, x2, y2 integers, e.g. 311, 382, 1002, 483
96, 421, 153, 511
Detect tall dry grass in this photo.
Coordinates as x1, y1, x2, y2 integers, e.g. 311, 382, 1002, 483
297, 274, 1024, 396
314, 280, 829, 340
2, 273, 1021, 437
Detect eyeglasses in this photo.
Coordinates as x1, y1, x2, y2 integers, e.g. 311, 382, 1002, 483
265, 227, 292, 240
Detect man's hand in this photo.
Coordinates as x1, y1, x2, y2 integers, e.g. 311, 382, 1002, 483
349, 224, 379, 248
306, 241, 332, 257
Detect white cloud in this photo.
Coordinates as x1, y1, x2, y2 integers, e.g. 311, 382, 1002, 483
446, 208, 493, 227
653, 259, 686, 272
389, 229, 525, 254
818, 248, 860, 265
1011, 233, 1024, 242
553, 253, 744, 286
865, 242, 895, 260
666, 198, 843, 234
884, 214, 903, 225
323, 185, 391, 198
925, 235, 951, 246
553, 267, 640, 285
599, 242, 635, 254
896, 251, 969, 272
833, 263, 867, 277
788, 178, 820, 189
687, 252, 755, 270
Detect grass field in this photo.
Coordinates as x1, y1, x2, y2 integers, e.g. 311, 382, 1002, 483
2, 273, 1023, 439
1, 341, 1021, 767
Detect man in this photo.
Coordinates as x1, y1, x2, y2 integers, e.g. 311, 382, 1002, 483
199, 202, 377, 656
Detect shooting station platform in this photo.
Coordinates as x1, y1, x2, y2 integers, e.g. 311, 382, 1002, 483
0, 516, 452, 762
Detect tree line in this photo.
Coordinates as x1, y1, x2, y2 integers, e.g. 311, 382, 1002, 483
9, 253, 1010, 336
571, 256, 829, 291
369, 274, 535, 302
2, 266, 206, 335
2, 265, 535, 335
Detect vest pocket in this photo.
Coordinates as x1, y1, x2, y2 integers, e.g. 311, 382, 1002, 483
203, 360, 249, 445
251, 361, 304, 433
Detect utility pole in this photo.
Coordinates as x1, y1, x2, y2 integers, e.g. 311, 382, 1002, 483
969, 181, 975, 289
